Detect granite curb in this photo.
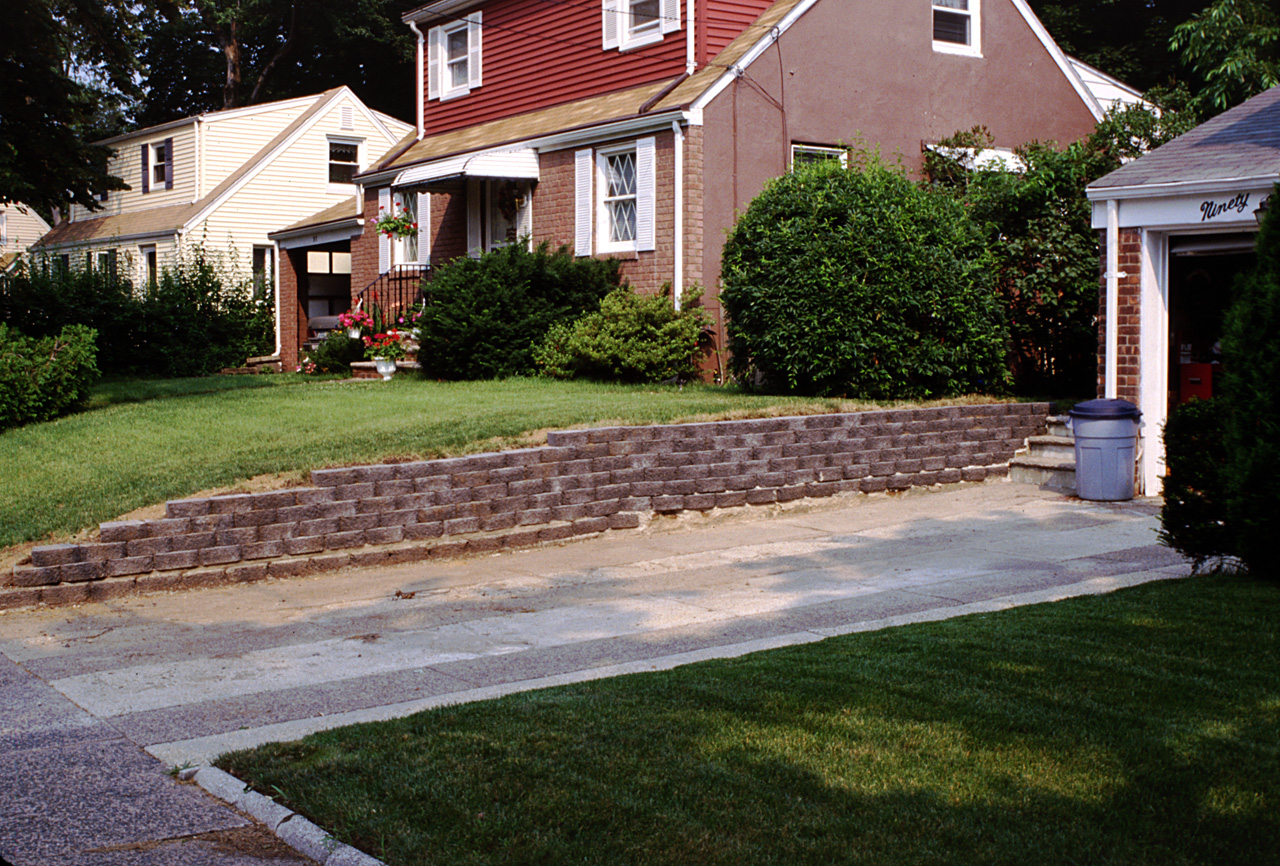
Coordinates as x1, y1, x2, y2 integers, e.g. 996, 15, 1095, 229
186, 766, 385, 866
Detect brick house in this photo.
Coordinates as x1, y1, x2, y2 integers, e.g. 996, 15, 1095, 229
277, 0, 1133, 370
1086, 85, 1280, 495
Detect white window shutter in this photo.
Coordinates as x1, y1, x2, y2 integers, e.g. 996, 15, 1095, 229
574, 149, 593, 256
468, 12, 482, 89
602, 0, 620, 50
661, 0, 680, 33
427, 26, 441, 100
466, 178, 483, 258
417, 191, 431, 265
378, 187, 391, 273
516, 182, 532, 248
635, 137, 656, 252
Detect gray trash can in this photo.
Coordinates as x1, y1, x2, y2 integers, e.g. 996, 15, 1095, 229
1068, 398, 1142, 501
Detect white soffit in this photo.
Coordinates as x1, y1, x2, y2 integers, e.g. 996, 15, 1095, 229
395, 149, 540, 186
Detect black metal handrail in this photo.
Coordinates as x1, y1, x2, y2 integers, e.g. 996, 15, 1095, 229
355, 264, 431, 327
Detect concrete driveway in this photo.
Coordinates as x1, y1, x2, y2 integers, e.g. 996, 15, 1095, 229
0, 482, 1188, 865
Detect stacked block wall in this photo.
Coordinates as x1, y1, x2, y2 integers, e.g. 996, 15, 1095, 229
5, 404, 1047, 608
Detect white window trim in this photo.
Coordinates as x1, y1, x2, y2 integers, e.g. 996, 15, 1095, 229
932, 0, 981, 57
592, 138, 655, 255
429, 13, 482, 102
393, 191, 419, 265
603, 0, 680, 53
151, 142, 169, 188
326, 135, 363, 193
790, 144, 849, 169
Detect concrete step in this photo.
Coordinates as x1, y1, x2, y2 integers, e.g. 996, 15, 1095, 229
1046, 415, 1072, 439
1024, 434, 1076, 461
1009, 455, 1077, 494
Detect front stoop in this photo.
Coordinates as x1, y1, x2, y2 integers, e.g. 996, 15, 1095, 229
1010, 415, 1076, 493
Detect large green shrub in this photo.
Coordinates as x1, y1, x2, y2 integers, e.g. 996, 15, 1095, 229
301, 331, 366, 375
720, 155, 1007, 398
0, 323, 99, 430
534, 286, 711, 383
1220, 185, 1280, 578
1, 246, 274, 377
1158, 398, 1234, 571
415, 242, 621, 379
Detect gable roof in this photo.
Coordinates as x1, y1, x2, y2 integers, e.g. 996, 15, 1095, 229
1088, 86, 1280, 196
35, 89, 411, 250
370, 0, 1107, 179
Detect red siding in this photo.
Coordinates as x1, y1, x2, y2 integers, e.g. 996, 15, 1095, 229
701, 0, 774, 62
421, 0, 690, 137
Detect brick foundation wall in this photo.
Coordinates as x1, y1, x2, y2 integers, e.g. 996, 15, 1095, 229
4, 404, 1048, 608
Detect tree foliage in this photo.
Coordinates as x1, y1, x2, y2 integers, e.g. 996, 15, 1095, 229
1171, 0, 1280, 114
136, 0, 418, 125
721, 156, 1008, 399
0, 0, 142, 216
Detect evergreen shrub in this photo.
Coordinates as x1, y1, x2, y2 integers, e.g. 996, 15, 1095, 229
301, 331, 366, 375
1158, 398, 1234, 571
1220, 185, 1280, 578
720, 155, 1008, 398
0, 323, 100, 430
534, 286, 711, 383
415, 242, 621, 379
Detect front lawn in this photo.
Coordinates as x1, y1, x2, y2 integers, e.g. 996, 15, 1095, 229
1, 375, 865, 548
219, 575, 1279, 866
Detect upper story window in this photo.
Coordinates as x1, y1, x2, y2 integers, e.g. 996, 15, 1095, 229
932, 0, 980, 56
602, 0, 680, 52
328, 139, 360, 184
428, 13, 482, 101
140, 137, 174, 193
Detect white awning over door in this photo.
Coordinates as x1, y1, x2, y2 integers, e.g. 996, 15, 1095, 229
394, 149, 539, 188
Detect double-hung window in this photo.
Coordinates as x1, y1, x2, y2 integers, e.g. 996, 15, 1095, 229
932, 0, 980, 56
602, 0, 680, 51
140, 137, 174, 193
428, 13, 482, 101
574, 138, 656, 256
328, 139, 360, 185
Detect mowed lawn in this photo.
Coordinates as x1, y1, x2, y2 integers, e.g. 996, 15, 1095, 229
219, 574, 1280, 866
1, 375, 865, 548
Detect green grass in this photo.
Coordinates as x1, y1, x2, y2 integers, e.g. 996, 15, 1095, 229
218, 576, 1280, 866
1, 375, 862, 548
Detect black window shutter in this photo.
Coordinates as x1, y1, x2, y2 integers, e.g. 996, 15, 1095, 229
164, 137, 174, 190
141, 144, 150, 194
108, 249, 118, 279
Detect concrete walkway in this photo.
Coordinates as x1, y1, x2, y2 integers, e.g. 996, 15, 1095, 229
0, 482, 1188, 865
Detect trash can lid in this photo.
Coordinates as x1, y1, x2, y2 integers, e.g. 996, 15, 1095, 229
1068, 398, 1142, 420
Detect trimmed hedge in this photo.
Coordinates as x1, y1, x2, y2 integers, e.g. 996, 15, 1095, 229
720, 156, 1008, 398
1158, 398, 1233, 571
0, 323, 99, 430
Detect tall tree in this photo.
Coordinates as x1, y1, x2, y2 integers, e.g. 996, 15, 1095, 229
1171, 0, 1280, 113
0, 0, 143, 217
136, 0, 417, 127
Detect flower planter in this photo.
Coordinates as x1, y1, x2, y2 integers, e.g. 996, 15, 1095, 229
347, 327, 361, 339
373, 358, 397, 381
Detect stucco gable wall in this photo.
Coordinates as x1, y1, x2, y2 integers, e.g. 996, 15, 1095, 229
697, 0, 1099, 288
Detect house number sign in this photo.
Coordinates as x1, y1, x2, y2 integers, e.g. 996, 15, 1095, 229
1200, 192, 1251, 222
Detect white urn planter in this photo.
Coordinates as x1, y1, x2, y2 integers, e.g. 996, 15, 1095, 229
373, 358, 397, 381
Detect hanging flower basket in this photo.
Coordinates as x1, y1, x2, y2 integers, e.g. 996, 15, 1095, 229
370, 203, 419, 239
338, 309, 374, 338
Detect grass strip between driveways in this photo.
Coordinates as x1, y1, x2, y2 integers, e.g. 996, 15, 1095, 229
2, 375, 875, 549
218, 575, 1280, 866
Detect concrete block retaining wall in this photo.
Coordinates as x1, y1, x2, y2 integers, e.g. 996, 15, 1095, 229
4, 403, 1048, 608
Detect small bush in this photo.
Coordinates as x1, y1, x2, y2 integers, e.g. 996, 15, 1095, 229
534, 286, 711, 383
415, 242, 621, 379
720, 155, 1007, 398
301, 331, 365, 375
1158, 398, 1235, 571
0, 323, 100, 430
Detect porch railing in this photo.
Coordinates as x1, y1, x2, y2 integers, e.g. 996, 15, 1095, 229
355, 264, 431, 327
